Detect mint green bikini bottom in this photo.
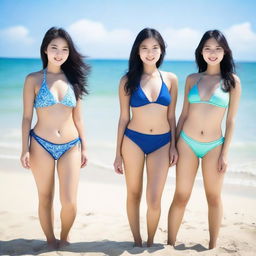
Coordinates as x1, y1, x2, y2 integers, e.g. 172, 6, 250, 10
180, 130, 224, 158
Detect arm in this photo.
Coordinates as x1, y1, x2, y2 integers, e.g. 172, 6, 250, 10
73, 99, 87, 168
175, 75, 193, 140
20, 74, 36, 169
219, 75, 241, 172
113, 77, 130, 174
167, 73, 178, 166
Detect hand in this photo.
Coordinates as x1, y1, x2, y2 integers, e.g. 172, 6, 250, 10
113, 155, 124, 174
218, 154, 228, 173
81, 150, 88, 168
169, 147, 178, 167
20, 151, 31, 169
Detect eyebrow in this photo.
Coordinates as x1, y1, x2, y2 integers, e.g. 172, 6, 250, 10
204, 44, 221, 47
140, 44, 159, 47
50, 44, 68, 48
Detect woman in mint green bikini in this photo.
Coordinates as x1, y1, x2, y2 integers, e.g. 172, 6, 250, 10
167, 30, 241, 249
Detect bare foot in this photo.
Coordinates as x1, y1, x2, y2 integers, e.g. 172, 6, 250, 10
133, 240, 142, 247
147, 240, 153, 247
47, 239, 59, 250
59, 240, 71, 249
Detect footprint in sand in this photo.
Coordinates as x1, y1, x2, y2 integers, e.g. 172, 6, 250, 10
158, 227, 167, 233
84, 212, 94, 216
185, 225, 196, 230
220, 246, 238, 253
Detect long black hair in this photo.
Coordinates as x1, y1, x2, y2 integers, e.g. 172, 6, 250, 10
195, 30, 236, 92
40, 27, 90, 99
125, 28, 166, 95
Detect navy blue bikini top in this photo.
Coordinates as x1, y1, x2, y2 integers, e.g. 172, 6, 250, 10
130, 71, 171, 107
34, 69, 76, 108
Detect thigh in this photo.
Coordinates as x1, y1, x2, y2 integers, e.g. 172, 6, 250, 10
122, 136, 145, 193
146, 143, 170, 196
30, 137, 55, 195
175, 138, 199, 195
57, 144, 81, 201
202, 144, 225, 195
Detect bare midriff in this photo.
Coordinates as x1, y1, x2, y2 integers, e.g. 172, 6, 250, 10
183, 103, 226, 142
33, 104, 78, 143
128, 104, 170, 134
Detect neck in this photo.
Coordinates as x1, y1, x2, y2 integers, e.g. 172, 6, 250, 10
205, 65, 221, 76
46, 63, 62, 74
143, 64, 158, 75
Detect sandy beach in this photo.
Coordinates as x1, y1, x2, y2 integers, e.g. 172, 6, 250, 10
0, 155, 256, 256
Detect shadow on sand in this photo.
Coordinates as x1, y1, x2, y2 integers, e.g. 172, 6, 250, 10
0, 239, 165, 255
174, 243, 208, 252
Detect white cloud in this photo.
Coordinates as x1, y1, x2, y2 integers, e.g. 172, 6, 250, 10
0, 25, 36, 57
68, 19, 134, 58
0, 25, 34, 45
0, 21, 255, 60
224, 22, 256, 61
162, 28, 201, 60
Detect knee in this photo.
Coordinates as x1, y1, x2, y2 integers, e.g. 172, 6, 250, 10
127, 190, 142, 203
147, 194, 161, 211
60, 197, 77, 211
38, 193, 54, 207
206, 194, 222, 207
173, 192, 190, 208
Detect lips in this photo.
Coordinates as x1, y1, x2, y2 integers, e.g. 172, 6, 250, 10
54, 57, 63, 61
146, 57, 155, 61
208, 57, 217, 61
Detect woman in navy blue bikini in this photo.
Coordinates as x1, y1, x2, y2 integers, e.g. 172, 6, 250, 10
114, 28, 178, 247
20, 27, 89, 248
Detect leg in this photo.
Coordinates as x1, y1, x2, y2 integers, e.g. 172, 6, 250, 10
145, 143, 170, 247
202, 144, 225, 249
29, 137, 57, 247
167, 138, 199, 245
57, 143, 81, 245
122, 136, 145, 246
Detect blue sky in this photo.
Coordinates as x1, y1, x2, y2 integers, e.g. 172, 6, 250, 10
0, 0, 255, 60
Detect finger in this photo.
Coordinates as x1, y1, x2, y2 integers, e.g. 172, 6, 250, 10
116, 166, 123, 174
173, 155, 178, 165
169, 155, 174, 166
218, 161, 222, 172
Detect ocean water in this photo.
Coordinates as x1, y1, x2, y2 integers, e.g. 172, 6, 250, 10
0, 58, 255, 187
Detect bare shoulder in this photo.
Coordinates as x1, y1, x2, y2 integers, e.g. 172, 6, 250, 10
186, 73, 201, 84
160, 71, 178, 90
231, 74, 241, 93
233, 74, 241, 86
161, 71, 177, 82
25, 70, 43, 85
119, 75, 128, 89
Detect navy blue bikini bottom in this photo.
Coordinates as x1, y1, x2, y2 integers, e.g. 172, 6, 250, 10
124, 128, 171, 155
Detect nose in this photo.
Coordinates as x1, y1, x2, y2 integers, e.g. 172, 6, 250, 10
56, 49, 62, 56
147, 49, 154, 56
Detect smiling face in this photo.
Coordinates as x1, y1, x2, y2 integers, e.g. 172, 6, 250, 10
139, 37, 162, 66
45, 37, 69, 66
202, 38, 224, 66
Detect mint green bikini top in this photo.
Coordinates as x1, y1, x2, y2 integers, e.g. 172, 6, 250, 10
188, 77, 229, 108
